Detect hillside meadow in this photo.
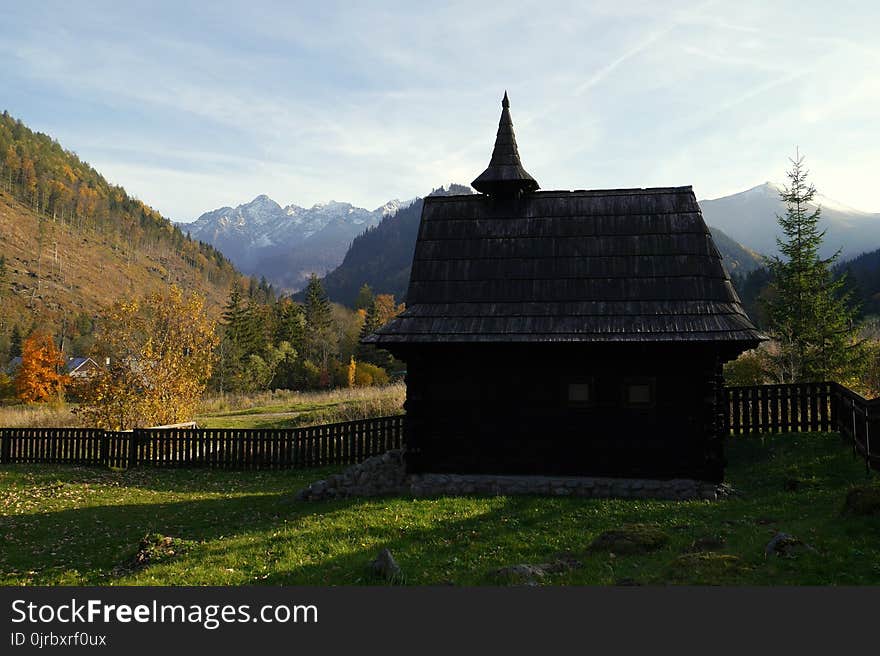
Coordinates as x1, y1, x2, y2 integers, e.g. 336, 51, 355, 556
1, 431, 879, 586
0, 383, 406, 429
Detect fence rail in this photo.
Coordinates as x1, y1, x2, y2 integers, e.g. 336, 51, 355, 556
0, 416, 404, 471
721, 382, 834, 436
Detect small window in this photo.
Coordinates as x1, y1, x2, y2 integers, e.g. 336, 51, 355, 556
624, 378, 655, 407
567, 380, 594, 407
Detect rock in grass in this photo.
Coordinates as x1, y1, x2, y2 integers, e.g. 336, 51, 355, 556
587, 524, 669, 555
493, 554, 582, 584
494, 564, 548, 583
841, 485, 880, 516
369, 548, 403, 583
666, 552, 749, 584
115, 533, 191, 576
764, 532, 816, 559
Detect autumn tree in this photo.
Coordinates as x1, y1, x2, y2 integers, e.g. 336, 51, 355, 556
75, 285, 218, 429
14, 332, 68, 403
3, 145, 18, 191
762, 152, 862, 382
21, 155, 37, 208
357, 293, 404, 369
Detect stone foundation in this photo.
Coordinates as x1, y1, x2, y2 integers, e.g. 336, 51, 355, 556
295, 449, 733, 502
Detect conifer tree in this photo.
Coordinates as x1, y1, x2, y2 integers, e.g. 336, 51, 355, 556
9, 325, 23, 359
354, 283, 375, 311
762, 152, 862, 382
273, 298, 306, 351
216, 282, 262, 392
303, 274, 336, 375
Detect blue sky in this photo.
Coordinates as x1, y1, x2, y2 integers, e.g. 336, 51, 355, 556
2, 1, 878, 220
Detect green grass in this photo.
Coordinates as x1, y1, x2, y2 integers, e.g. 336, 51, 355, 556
182, 384, 406, 429
1, 432, 879, 586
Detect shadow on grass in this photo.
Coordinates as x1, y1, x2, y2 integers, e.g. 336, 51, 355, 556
0, 463, 344, 494
2, 433, 879, 586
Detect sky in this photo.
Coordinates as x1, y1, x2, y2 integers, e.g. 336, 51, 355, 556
1, 0, 879, 220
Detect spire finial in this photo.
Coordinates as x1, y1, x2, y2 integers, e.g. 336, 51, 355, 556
471, 91, 539, 197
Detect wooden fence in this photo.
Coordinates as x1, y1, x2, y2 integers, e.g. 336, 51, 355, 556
721, 382, 834, 435
722, 382, 878, 472
0, 383, 876, 472
0, 415, 404, 471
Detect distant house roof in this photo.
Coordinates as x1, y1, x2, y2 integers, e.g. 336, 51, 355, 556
66, 357, 99, 375
5, 355, 101, 375
367, 187, 764, 345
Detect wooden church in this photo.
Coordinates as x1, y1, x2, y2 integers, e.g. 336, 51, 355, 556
364, 92, 763, 483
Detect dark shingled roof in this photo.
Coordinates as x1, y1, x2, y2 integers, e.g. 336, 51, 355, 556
471, 92, 540, 197
366, 186, 764, 345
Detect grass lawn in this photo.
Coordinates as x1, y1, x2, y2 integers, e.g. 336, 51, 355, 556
1, 431, 879, 585
194, 384, 405, 429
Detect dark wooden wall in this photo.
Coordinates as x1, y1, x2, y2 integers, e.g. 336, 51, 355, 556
397, 344, 730, 482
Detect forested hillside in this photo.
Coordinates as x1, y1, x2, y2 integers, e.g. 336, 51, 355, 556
317, 184, 472, 305
0, 111, 247, 360
840, 249, 880, 317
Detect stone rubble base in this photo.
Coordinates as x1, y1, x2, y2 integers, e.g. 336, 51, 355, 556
296, 449, 733, 502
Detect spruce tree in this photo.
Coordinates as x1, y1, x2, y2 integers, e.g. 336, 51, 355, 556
763, 152, 861, 382
302, 274, 336, 374
354, 283, 375, 311
217, 282, 261, 392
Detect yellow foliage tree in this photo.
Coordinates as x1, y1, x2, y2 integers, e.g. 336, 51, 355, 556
347, 356, 357, 387
75, 285, 219, 429
14, 333, 68, 403
374, 294, 405, 326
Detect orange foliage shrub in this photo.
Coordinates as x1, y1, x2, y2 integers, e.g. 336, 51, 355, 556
14, 333, 68, 403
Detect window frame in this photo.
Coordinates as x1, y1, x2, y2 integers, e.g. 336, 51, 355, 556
622, 376, 656, 409
565, 378, 595, 408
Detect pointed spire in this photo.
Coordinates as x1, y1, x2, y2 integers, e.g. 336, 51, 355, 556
472, 91, 539, 197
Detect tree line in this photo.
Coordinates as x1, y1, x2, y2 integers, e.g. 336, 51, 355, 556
0, 275, 404, 429
213, 275, 402, 394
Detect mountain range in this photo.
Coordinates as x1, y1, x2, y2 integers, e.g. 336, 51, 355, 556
182, 181, 878, 305
315, 187, 767, 307
699, 182, 880, 261
180, 195, 414, 290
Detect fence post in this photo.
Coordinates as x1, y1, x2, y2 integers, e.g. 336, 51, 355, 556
128, 430, 139, 470
100, 431, 110, 468
0, 429, 7, 464
865, 406, 871, 477
852, 399, 857, 457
